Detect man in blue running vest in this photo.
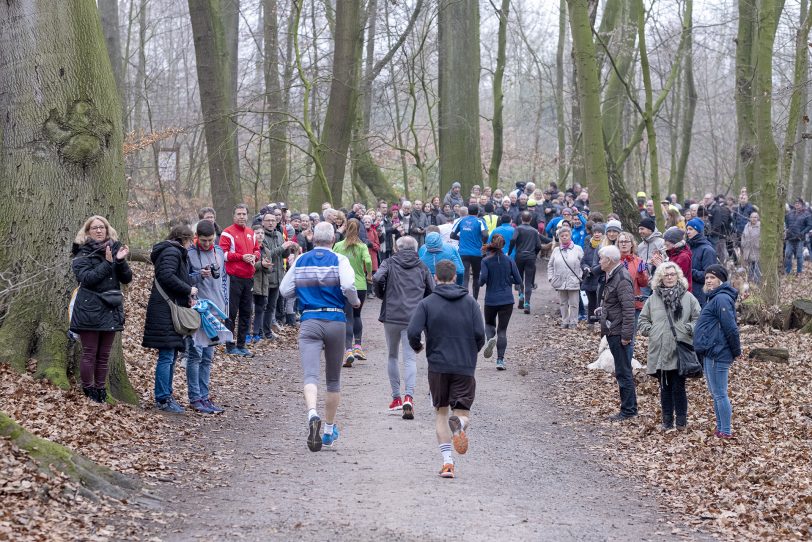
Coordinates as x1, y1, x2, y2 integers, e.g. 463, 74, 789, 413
451, 205, 488, 300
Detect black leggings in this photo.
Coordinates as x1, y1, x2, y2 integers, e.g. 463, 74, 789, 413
343, 290, 366, 348
484, 303, 514, 359
659, 369, 687, 419
516, 255, 536, 305
462, 255, 483, 300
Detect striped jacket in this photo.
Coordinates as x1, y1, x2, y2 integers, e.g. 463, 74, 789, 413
279, 247, 359, 322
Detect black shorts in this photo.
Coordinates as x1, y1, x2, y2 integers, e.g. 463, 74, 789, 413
428, 370, 476, 411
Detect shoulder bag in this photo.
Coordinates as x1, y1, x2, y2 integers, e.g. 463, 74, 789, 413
665, 309, 702, 378
154, 280, 201, 336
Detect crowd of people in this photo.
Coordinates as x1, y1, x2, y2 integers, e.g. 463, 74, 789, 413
67, 179, 812, 477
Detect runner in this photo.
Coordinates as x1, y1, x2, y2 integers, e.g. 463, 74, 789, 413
479, 234, 522, 370
333, 218, 373, 366
508, 211, 548, 314
279, 222, 360, 452
451, 204, 488, 300
407, 260, 485, 479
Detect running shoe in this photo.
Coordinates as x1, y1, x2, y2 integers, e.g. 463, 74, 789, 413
343, 349, 355, 368
483, 336, 497, 359
496, 358, 506, 371
439, 463, 455, 479
226, 345, 242, 356
523, 303, 530, 314
353, 345, 367, 360
307, 416, 322, 452
203, 398, 224, 413
402, 395, 414, 420
245, 334, 253, 345
190, 399, 216, 414
272, 322, 283, 333
388, 396, 403, 411
239, 348, 254, 358
322, 425, 340, 447
156, 397, 185, 414
517, 292, 525, 309
448, 415, 468, 454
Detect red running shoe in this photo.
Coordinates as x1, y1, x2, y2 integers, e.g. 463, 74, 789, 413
388, 396, 403, 411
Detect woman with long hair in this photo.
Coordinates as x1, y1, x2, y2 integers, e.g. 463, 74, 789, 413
333, 218, 372, 366
479, 234, 522, 370
70, 216, 132, 402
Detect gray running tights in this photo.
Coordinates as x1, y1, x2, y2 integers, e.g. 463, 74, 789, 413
384, 322, 416, 398
298, 319, 345, 392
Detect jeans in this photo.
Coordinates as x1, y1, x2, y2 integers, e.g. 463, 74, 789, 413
227, 276, 253, 348
747, 261, 762, 284
253, 287, 280, 336
384, 323, 416, 398
785, 240, 804, 274
78, 330, 116, 389
484, 303, 514, 359
461, 255, 482, 300
516, 255, 536, 306
704, 356, 732, 434
607, 335, 637, 416
658, 369, 687, 419
154, 348, 177, 401
186, 338, 213, 402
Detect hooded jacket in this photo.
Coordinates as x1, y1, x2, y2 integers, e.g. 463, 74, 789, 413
373, 249, 435, 325
479, 251, 522, 306
142, 240, 194, 350
407, 283, 485, 376
693, 283, 741, 364
665, 243, 693, 290
254, 228, 288, 294
637, 231, 664, 266
687, 233, 717, 305
638, 288, 701, 374
70, 240, 133, 333
740, 221, 760, 263
418, 232, 464, 282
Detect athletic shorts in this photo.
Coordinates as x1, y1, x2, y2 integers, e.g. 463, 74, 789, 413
428, 370, 476, 411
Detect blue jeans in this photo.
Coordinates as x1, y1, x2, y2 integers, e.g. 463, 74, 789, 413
704, 357, 732, 434
785, 240, 804, 274
154, 348, 177, 401
607, 335, 637, 416
186, 338, 213, 402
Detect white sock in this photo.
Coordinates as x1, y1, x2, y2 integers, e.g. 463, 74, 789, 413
307, 409, 318, 422
324, 422, 334, 436
439, 443, 453, 464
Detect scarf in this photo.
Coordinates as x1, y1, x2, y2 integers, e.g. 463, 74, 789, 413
657, 281, 686, 318
560, 240, 573, 250
590, 237, 601, 249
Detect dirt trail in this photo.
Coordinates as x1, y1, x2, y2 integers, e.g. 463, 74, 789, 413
150, 277, 670, 541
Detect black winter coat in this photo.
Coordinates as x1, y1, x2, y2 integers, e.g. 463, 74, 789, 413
70, 240, 133, 332
142, 240, 193, 350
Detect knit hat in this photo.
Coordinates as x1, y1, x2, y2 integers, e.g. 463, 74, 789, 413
639, 217, 656, 232
686, 217, 705, 233
528, 198, 537, 207
663, 226, 684, 244
592, 222, 606, 234
451, 181, 461, 189
605, 219, 622, 233
705, 264, 728, 283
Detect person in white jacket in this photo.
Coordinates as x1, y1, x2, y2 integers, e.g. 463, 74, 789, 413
548, 226, 584, 328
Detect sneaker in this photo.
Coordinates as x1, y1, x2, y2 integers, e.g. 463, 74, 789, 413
203, 398, 224, 413
263, 331, 279, 341
239, 348, 254, 358
343, 349, 355, 368
523, 303, 530, 314
448, 415, 468, 454
496, 358, 506, 370
322, 425, 340, 447
517, 293, 525, 309
483, 336, 497, 359
252, 334, 263, 343
190, 399, 216, 414
439, 463, 455, 479
607, 413, 637, 422
156, 397, 184, 414
307, 416, 322, 452
714, 430, 734, 439
226, 345, 242, 356
353, 345, 367, 360
402, 395, 414, 420
245, 334, 253, 345
388, 396, 403, 411
272, 322, 283, 333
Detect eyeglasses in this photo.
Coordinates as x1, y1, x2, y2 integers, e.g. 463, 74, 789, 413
619, 240, 632, 244
663, 273, 678, 277
89, 225, 107, 231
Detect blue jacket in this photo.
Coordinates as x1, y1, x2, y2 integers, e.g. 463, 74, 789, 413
571, 218, 587, 247
489, 224, 516, 257
418, 232, 464, 285
451, 216, 487, 256
479, 252, 522, 306
687, 233, 717, 305
693, 283, 741, 364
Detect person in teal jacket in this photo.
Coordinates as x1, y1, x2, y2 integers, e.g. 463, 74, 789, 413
419, 229, 464, 285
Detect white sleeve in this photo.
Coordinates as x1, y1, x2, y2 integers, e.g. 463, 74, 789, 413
279, 258, 298, 299
337, 254, 360, 306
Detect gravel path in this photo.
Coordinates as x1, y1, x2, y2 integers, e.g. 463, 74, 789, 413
152, 277, 670, 541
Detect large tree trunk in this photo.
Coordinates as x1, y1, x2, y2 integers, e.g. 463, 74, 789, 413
791, 0, 809, 199
567, 0, 611, 213
98, 0, 126, 129
736, 0, 757, 196
782, 0, 812, 199
487, 0, 510, 190
672, 0, 696, 204
438, 0, 481, 197
555, 0, 568, 186
309, 0, 363, 209
263, 0, 290, 201
189, 0, 242, 221
0, 0, 136, 403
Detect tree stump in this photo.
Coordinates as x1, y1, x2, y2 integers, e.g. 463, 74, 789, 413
748, 348, 790, 364
790, 299, 812, 330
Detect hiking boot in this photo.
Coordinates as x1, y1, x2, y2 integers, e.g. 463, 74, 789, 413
402, 395, 414, 420
343, 349, 355, 368
675, 415, 687, 430
322, 425, 340, 447
203, 398, 224, 413
448, 416, 468, 454
607, 413, 636, 422
156, 397, 185, 414
661, 415, 675, 431
353, 345, 367, 360
439, 463, 455, 479
483, 336, 497, 359
95, 387, 107, 404
388, 396, 403, 411
714, 430, 734, 440
191, 399, 216, 414
496, 358, 506, 371
83, 386, 102, 403
307, 416, 323, 452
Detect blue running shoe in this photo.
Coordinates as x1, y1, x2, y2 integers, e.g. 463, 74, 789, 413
226, 345, 242, 356
156, 397, 185, 413
252, 334, 263, 343
238, 348, 254, 358
245, 334, 253, 345
322, 425, 340, 447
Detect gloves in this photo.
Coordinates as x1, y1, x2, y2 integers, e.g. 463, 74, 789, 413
637, 260, 647, 274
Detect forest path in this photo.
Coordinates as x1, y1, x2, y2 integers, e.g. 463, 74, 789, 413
150, 272, 671, 542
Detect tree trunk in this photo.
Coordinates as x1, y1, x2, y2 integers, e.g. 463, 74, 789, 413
98, 0, 126, 129
263, 0, 290, 201
791, 0, 809, 200
556, 0, 567, 186
487, 0, 510, 190
735, 0, 757, 196
189, 0, 242, 221
0, 0, 136, 403
673, 0, 696, 204
567, 0, 611, 213
438, 0, 481, 197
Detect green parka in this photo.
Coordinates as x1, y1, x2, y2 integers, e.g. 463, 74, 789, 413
638, 288, 701, 375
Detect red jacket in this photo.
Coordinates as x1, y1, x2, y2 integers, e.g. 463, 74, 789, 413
666, 244, 693, 290
621, 254, 650, 310
220, 223, 260, 279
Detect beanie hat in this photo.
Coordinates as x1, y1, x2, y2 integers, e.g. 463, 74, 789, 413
663, 226, 684, 244
639, 217, 656, 232
605, 219, 622, 233
705, 264, 728, 283
451, 181, 461, 189
686, 217, 705, 233
636, 191, 647, 199
527, 198, 537, 207
592, 222, 606, 234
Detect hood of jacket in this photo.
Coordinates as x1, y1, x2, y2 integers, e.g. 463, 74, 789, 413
150, 240, 184, 264
706, 282, 738, 303
432, 283, 469, 300
390, 248, 422, 269
644, 231, 663, 243
425, 232, 444, 253
687, 232, 713, 249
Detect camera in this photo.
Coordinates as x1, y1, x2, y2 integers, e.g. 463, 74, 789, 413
207, 263, 220, 279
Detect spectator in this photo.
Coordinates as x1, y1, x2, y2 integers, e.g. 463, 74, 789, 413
785, 198, 812, 275
617, 231, 650, 318
362, 215, 380, 274
740, 211, 761, 284
657, 227, 693, 291
686, 218, 717, 306
637, 217, 664, 275
253, 213, 295, 342
547, 226, 583, 328
581, 222, 603, 330
443, 181, 464, 208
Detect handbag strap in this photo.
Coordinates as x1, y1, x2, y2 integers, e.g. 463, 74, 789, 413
558, 247, 582, 282
153, 279, 175, 306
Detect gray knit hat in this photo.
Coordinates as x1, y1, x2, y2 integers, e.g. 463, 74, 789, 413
663, 226, 684, 244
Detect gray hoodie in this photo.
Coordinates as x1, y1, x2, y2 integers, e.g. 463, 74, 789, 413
637, 231, 665, 265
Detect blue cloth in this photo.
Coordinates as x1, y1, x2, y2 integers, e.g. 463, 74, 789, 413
418, 232, 464, 285
687, 217, 705, 233
186, 338, 213, 402
292, 248, 346, 323
452, 216, 487, 257
193, 299, 230, 341
154, 348, 176, 401
693, 283, 741, 363
479, 252, 522, 306
489, 224, 516, 257
704, 356, 732, 435
545, 216, 563, 238
571, 215, 587, 247
785, 239, 805, 274
687, 233, 717, 305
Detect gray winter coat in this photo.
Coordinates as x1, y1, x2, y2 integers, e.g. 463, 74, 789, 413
638, 289, 701, 374
373, 249, 435, 325
254, 229, 288, 294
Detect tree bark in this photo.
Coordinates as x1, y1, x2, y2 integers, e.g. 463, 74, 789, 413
438, 0, 481, 198
98, 0, 125, 129
791, 0, 810, 199
487, 0, 510, 190
556, 0, 567, 186
735, 0, 757, 196
673, 0, 696, 205
189, 0, 242, 221
0, 0, 136, 403
263, 0, 290, 201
